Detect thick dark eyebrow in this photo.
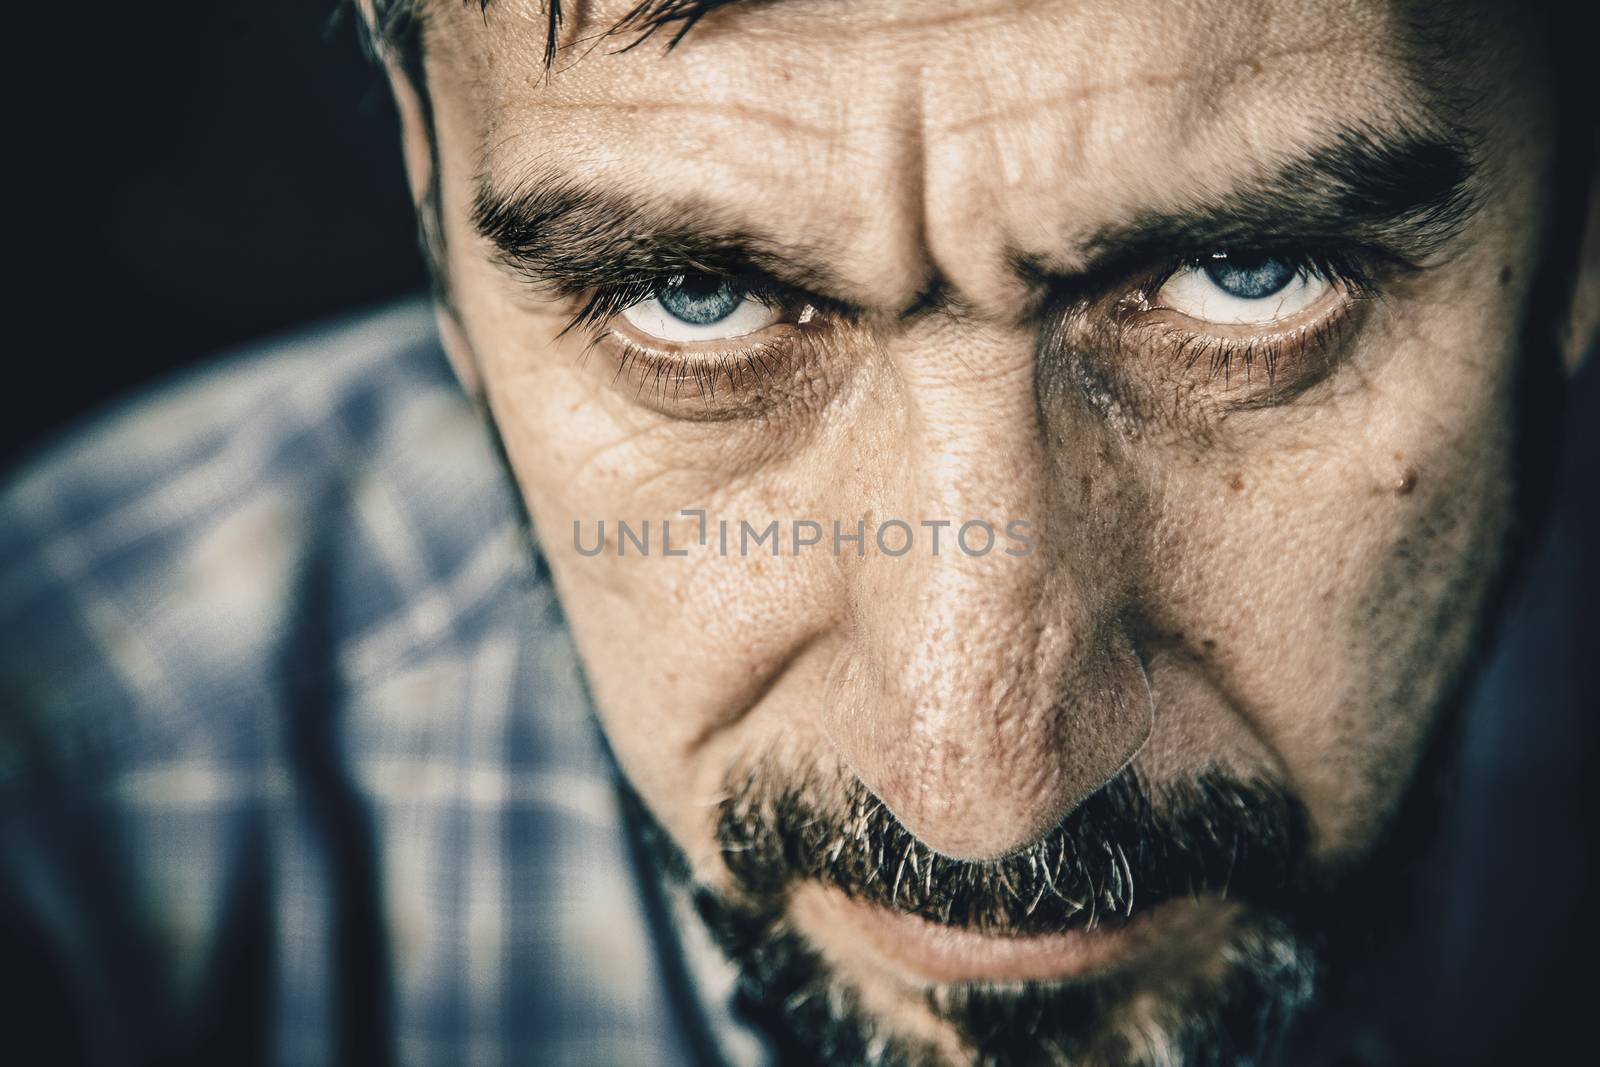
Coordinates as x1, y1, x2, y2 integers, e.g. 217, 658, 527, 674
1064, 124, 1480, 279
473, 123, 1479, 313
471, 173, 851, 301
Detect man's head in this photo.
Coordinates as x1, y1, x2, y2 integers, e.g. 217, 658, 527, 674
357, 1, 1596, 1062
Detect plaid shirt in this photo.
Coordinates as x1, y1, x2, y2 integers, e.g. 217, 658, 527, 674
0, 301, 766, 1067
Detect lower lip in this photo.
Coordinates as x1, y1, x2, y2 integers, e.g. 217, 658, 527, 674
800, 887, 1155, 985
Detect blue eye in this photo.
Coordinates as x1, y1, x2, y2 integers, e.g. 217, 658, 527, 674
1201, 255, 1297, 300
1157, 252, 1331, 326
657, 275, 746, 325
622, 273, 783, 342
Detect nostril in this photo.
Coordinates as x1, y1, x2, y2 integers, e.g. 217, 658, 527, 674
829, 632, 1156, 862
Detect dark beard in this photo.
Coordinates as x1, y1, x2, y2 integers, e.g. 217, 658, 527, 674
632, 763, 1329, 1066
695, 897, 1314, 1067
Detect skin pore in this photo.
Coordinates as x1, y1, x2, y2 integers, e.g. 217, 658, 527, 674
368, 0, 1592, 1061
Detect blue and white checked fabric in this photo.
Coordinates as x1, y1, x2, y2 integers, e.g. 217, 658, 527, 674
0, 301, 760, 1066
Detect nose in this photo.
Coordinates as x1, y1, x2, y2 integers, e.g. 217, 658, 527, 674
819, 325, 1153, 860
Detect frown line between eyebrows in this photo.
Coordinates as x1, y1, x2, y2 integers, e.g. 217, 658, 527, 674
469, 120, 1478, 320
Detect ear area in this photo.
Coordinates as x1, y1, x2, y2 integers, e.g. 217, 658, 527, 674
384, 62, 437, 231
355, 1, 485, 398
386, 68, 484, 400
349, 1, 434, 217
1562, 167, 1600, 377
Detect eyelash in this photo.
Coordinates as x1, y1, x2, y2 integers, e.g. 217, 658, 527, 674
1127, 247, 1380, 391
564, 271, 821, 404
565, 247, 1384, 405
562, 271, 791, 338
1139, 313, 1357, 398
607, 333, 793, 403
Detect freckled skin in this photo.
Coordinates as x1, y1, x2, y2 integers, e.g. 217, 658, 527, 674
372, 0, 1594, 1058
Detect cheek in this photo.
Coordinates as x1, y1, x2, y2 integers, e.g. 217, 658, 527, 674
1144, 310, 1518, 861
471, 323, 846, 867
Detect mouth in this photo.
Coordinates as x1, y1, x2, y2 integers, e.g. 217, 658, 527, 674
794, 884, 1193, 986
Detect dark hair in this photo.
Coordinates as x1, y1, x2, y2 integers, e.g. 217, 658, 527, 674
354, 1, 746, 80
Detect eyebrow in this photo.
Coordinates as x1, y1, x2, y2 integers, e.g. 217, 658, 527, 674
472, 172, 854, 302
471, 122, 1479, 313
1065, 125, 1479, 279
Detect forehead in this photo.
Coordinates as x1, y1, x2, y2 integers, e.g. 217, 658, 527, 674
426, 0, 1479, 305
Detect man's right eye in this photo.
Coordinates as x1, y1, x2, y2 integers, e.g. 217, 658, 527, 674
621, 274, 783, 342
1152, 252, 1335, 327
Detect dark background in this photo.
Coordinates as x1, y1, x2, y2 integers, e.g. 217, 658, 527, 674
7, 1, 425, 471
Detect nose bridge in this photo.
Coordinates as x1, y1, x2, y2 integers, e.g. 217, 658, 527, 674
874, 357, 1058, 715
821, 327, 1152, 861
907, 38, 1091, 316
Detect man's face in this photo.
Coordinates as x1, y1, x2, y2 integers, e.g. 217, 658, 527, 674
402, 0, 1553, 1060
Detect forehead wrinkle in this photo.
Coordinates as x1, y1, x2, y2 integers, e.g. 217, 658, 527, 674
471, 113, 935, 307
902, 4, 1425, 317
455, 1, 1474, 323
926, 30, 1378, 139
912, 3, 1475, 303
421, 0, 605, 55
466, 58, 938, 313
447, 0, 1075, 65
581, 0, 1240, 60
519, 96, 842, 142
726, 0, 1059, 44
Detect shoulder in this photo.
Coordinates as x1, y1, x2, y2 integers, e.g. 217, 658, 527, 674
0, 300, 525, 779
6, 299, 452, 517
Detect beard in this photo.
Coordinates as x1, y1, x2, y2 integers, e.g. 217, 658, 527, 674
631, 761, 1334, 1067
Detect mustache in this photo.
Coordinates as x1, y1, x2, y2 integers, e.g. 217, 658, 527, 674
716, 764, 1310, 936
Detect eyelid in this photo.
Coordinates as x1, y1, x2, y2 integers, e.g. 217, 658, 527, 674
622, 286, 782, 343
1091, 249, 1379, 352
1164, 312, 1359, 407
1152, 264, 1331, 327
564, 270, 847, 420
591, 321, 844, 422
1066, 243, 1391, 416
572, 244, 1383, 418
1145, 247, 1381, 302
560, 267, 827, 342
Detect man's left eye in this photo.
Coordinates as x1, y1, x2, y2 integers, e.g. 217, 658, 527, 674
1153, 252, 1333, 326
621, 274, 782, 342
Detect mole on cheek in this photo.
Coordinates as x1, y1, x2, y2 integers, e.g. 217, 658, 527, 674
1395, 468, 1419, 495
1498, 265, 1513, 287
